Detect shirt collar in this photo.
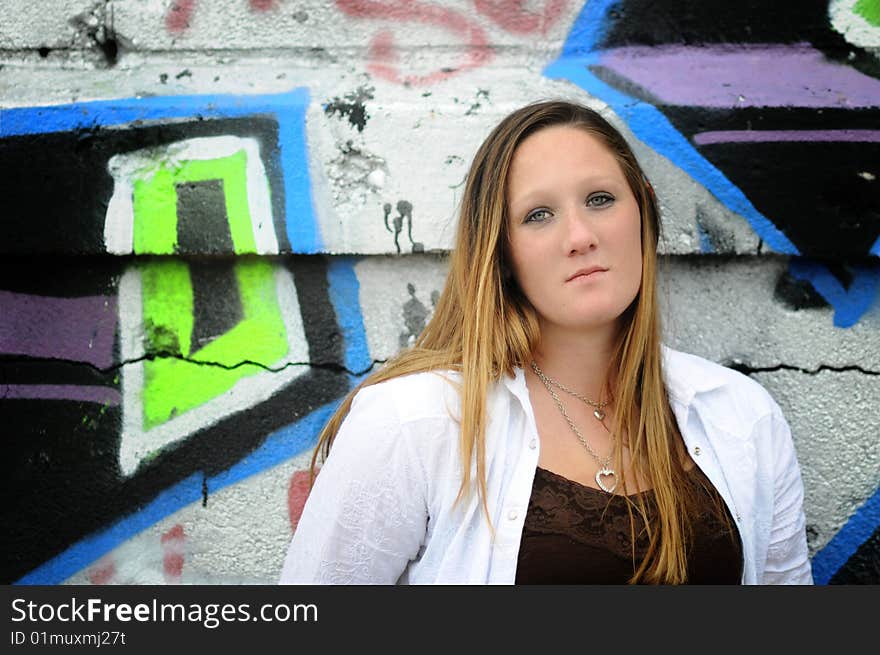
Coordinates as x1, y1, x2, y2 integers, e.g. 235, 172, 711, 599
661, 344, 728, 405
501, 345, 729, 409
502, 365, 530, 408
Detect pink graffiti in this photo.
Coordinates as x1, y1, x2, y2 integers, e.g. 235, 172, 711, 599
88, 555, 116, 585
160, 524, 186, 583
472, 0, 567, 35
163, 0, 566, 84
336, 0, 492, 86
166, 0, 276, 34
287, 468, 318, 532
166, 0, 196, 33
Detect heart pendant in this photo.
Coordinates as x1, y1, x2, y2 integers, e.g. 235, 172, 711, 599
593, 409, 605, 421
595, 468, 617, 494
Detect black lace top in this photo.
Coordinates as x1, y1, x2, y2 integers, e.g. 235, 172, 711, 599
515, 465, 743, 584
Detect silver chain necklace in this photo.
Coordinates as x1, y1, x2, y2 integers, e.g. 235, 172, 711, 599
530, 361, 618, 494
530, 360, 612, 421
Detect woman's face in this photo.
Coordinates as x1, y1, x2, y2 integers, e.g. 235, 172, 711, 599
506, 125, 643, 335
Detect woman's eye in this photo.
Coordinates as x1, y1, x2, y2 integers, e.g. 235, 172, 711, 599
587, 193, 614, 208
524, 209, 551, 223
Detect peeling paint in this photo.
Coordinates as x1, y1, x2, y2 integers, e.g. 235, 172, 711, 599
68, 1, 123, 67
324, 86, 374, 133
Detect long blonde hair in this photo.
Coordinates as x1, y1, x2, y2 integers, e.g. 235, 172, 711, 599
312, 100, 718, 583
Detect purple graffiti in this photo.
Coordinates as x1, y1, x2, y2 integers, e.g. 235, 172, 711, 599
2, 385, 121, 405
0, 291, 117, 368
693, 130, 880, 145
599, 44, 880, 108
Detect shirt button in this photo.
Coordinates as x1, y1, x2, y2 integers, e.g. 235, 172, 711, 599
508, 509, 518, 521
693, 446, 701, 456
529, 439, 537, 450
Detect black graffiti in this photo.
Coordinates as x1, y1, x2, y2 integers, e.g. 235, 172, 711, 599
0, 117, 291, 254
829, 528, 880, 584
383, 200, 424, 254
176, 179, 236, 254
773, 270, 828, 311
598, 0, 880, 78
683, 117, 880, 259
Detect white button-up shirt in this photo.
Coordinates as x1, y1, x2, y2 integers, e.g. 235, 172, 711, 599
280, 346, 813, 584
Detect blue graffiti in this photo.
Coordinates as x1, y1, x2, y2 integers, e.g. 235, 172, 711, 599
789, 260, 880, 328
696, 222, 715, 254
811, 485, 880, 584
327, 258, 373, 376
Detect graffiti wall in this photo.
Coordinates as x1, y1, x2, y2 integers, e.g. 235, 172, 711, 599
1, 0, 877, 585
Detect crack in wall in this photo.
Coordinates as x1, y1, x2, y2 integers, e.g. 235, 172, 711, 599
2, 356, 875, 380
0, 355, 386, 382
724, 361, 880, 376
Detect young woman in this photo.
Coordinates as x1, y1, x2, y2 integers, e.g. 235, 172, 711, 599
279, 100, 812, 584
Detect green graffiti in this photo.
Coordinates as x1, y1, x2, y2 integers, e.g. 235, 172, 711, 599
140, 258, 288, 430
855, 0, 880, 26
142, 261, 192, 356
129, 145, 287, 431
132, 149, 258, 254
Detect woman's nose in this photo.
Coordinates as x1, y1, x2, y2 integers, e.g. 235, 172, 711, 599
563, 209, 598, 254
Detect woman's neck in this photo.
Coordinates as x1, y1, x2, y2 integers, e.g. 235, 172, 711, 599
529, 322, 619, 400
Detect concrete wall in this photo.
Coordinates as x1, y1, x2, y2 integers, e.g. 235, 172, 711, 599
1, 0, 878, 585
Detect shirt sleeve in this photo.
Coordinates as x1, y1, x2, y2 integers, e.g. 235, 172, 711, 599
279, 383, 428, 584
760, 404, 814, 585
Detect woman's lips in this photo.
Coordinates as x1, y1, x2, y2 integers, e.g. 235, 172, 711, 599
566, 267, 608, 282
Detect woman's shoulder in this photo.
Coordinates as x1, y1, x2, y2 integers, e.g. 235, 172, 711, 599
326, 369, 464, 468
661, 345, 781, 418
350, 368, 463, 424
